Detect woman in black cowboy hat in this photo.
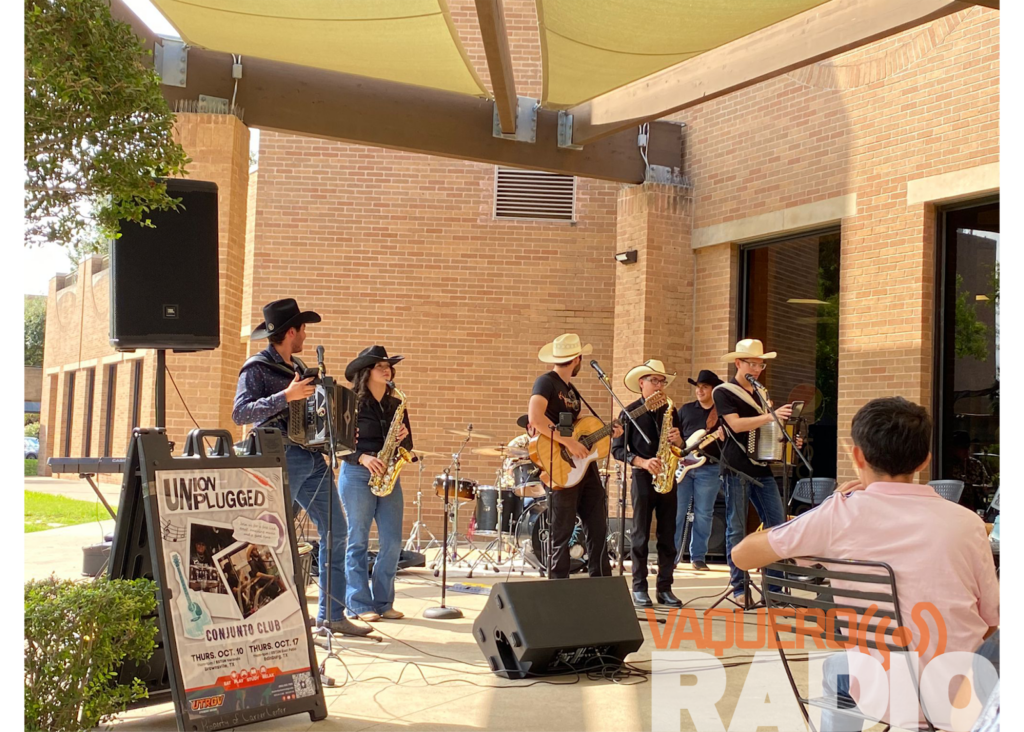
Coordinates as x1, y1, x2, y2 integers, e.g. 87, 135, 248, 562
338, 346, 413, 622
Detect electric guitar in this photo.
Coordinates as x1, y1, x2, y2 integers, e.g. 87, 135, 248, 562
529, 391, 668, 489
171, 552, 213, 639
674, 430, 721, 482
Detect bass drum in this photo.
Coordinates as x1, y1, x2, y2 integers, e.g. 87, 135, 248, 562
513, 498, 587, 574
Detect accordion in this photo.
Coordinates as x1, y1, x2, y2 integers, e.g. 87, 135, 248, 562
288, 383, 357, 455
747, 420, 786, 464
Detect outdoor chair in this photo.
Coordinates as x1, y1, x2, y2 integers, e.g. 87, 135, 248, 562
790, 478, 837, 509
761, 557, 937, 732
927, 479, 965, 503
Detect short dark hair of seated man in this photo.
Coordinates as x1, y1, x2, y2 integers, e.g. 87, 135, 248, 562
850, 395, 931, 477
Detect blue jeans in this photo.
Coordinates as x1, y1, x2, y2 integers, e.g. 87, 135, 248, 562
674, 464, 719, 563
338, 462, 404, 615
285, 445, 347, 623
724, 472, 785, 595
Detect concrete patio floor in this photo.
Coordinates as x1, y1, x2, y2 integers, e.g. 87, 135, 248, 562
23, 481, 884, 732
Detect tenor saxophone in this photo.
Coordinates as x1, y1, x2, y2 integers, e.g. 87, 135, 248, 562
653, 394, 683, 494
368, 382, 413, 497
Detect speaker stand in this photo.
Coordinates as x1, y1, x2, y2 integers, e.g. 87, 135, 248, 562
155, 349, 167, 429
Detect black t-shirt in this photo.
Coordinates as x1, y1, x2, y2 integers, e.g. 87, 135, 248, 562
345, 392, 414, 465
712, 379, 771, 478
531, 371, 582, 426
677, 400, 721, 460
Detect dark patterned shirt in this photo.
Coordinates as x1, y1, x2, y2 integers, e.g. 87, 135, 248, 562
231, 345, 300, 429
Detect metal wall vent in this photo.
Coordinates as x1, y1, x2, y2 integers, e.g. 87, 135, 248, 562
494, 166, 576, 222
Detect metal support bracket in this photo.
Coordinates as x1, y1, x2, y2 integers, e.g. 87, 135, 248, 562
646, 165, 689, 186
557, 111, 583, 150
198, 94, 230, 114
492, 96, 539, 143
154, 39, 188, 88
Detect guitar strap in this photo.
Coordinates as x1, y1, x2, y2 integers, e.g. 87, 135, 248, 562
712, 382, 770, 467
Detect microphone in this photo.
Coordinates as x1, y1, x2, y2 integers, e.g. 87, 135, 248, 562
590, 360, 609, 383
745, 373, 766, 391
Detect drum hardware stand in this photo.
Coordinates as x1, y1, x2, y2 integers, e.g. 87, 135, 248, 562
590, 361, 651, 576
405, 456, 438, 553
466, 461, 513, 577
425, 427, 476, 620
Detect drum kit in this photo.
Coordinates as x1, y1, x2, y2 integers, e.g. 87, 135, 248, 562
403, 425, 583, 577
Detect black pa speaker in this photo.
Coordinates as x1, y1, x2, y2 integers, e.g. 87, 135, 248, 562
109, 179, 220, 351
473, 577, 643, 679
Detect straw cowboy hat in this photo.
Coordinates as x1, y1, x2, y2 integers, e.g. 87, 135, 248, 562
623, 359, 677, 394
538, 333, 593, 363
722, 338, 777, 362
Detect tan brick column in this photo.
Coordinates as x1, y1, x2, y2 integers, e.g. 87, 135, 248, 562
612, 183, 695, 407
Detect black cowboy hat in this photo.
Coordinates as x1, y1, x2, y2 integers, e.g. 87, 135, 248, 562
250, 298, 321, 340
687, 369, 724, 388
345, 345, 405, 383
516, 414, 530, 430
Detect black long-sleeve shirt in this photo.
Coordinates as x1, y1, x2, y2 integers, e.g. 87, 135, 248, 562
344, 393, 414, 465
611, 396, 681, 478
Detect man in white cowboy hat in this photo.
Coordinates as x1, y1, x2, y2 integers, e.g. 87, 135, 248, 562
611, 359, 684, 608
713, 338, 795, 601
527, 333, 622, 579
232, 298, 371, 638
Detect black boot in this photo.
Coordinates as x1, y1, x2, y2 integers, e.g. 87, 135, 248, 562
632, 591, 653, 608
656, 590, 683, 608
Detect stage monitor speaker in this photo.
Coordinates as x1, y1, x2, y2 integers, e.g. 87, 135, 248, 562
109, 179, 220, 352
473, 577, 643, 679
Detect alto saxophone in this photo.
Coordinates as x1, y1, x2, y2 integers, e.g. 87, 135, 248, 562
368, 381, 413, 497
653, 394, 683, 494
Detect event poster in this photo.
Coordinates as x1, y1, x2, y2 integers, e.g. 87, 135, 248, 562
154, 466, 317, 721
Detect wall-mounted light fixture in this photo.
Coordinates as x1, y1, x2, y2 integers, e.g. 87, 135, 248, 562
615, 250, 638, 265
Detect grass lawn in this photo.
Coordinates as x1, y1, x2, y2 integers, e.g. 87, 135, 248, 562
25, 458, 38, 476
25, 491, 112, 533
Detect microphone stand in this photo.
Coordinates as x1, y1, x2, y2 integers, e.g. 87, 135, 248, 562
590, 365, 650, 576
424, 432, 470, 619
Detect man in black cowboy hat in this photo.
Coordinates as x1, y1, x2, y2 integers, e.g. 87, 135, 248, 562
232, 298, 371, 637
675, 369, 725, 572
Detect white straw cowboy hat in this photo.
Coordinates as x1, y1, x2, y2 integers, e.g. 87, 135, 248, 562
538, 333, 593, 363
722, 338, 777, 362
623, 359, 677, 394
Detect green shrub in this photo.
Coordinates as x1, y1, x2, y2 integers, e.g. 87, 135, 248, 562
26, 421, 41, 438
25, 576, 158, 732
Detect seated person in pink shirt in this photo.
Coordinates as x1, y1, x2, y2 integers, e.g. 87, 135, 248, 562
733, 397, 999, 731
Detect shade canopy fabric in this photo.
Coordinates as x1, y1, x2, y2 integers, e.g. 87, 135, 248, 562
536, 0, 831, 108
149, 0, 489, 97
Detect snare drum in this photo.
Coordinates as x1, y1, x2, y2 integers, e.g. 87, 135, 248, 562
511, 460, 546, 498
473, 486, 523, 536
433, 474, 478, 501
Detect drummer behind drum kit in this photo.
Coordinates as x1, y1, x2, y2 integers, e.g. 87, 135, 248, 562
406, 426, 589, 578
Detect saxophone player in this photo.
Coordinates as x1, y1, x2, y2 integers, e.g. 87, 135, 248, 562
339, 346, 413, 622
611, 359, 684, 608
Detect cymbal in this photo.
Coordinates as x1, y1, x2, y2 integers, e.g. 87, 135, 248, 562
446, 428, 495, 440
411, 450, 446, 458
471, 446, 529, 458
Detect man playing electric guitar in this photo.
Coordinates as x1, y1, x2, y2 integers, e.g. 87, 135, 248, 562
527, 334, 622, 579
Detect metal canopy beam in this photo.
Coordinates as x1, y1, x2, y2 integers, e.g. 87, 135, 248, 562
475, 0, 519, 135
566, 0, 971, 146
111, 1, 681, 184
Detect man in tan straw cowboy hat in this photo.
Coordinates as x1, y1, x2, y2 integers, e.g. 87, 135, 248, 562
713, 338, 795, 601
612, 359, 684, 608
527, 334, 622, 578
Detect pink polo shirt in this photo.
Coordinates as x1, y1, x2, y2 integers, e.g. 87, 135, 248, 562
768, 481, 999, 727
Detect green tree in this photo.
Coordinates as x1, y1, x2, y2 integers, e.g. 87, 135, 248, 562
954, 274, 989, 361
25, 0, 190, 250
25, 296, 46, 367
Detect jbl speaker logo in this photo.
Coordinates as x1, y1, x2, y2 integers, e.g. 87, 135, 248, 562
163, 304, 179, 319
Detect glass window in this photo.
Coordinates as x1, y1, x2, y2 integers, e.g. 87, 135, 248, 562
936, 200, 999, 514
103, 364, 117, 456
82, 368, 95, 456
62, 371, 76, 457
741, 229, 841, 479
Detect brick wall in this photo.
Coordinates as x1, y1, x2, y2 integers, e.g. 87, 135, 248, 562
686, 7, 998, 479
